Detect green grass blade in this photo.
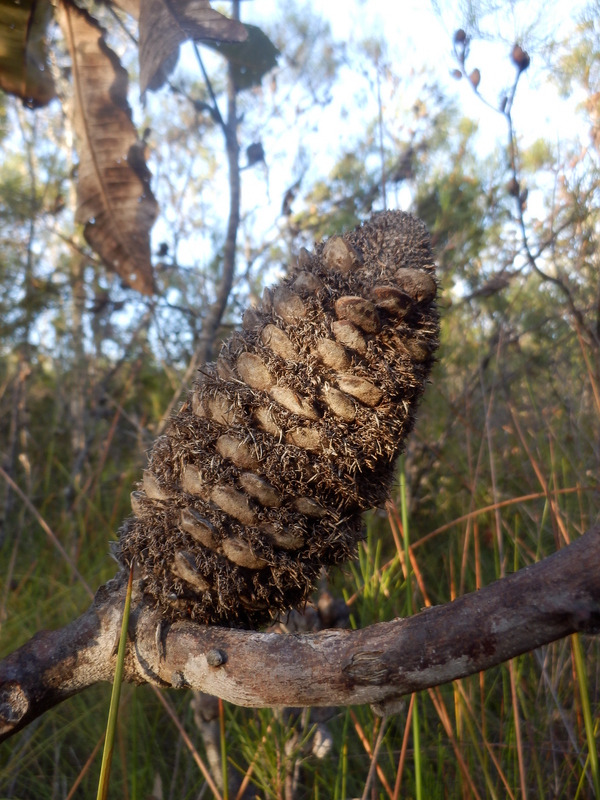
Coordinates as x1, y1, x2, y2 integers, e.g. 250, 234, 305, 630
96, 566, 134, 800
400, 458, 422, 800
341, 741, 347, 800
574, 719, 600, 800
571, 633, 600, 798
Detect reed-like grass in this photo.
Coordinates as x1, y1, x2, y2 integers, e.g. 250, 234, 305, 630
1, 274, 599, 800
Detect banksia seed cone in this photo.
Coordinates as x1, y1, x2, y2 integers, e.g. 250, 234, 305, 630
117, 211, 440, 628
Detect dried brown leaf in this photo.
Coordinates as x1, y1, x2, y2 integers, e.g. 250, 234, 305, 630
139, 0, 247, 95
57, 0, 158, 295
0, 0, 56, 107
202, 24, 279, 91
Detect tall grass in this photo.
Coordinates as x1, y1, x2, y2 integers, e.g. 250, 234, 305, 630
1, 276, 599, 799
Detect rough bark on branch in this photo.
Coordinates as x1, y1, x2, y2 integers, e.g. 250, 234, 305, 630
1, 527, 599, 742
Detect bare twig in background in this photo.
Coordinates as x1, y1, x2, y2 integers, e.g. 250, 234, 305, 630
194, 0, 241, 370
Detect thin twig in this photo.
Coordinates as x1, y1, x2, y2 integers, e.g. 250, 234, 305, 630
151, 686, 223, 800
349, 710, 394, 799
428, 687, 483, 800
65, 733, 105, 800
360, 716, 387, 800
392, 694, 414, 800
193, 44, 224, 128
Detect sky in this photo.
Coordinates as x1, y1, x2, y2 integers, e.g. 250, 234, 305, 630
4, 0, 591, 357
245, 0, 587, 152
146, 0, 591, 305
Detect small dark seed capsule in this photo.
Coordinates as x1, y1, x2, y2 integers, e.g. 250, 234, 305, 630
130, 490, 146, 517
273, 287, 306, 322
331, 320, 367, 354
334, 296, 380, 333
469, 68, 481, 90
261, 325, 299, 361
292, 272, 324, 295
507, 177, 520, 197
236, 352, 274, 391
180, 508, 219, 550
323, 235, 361, 273
242, 307, 261, 331
143, 470, 170, 501
221, 536, 268, 569
511, 44, 530, 72
298, 247, 312, 268
394, 270, 437, 304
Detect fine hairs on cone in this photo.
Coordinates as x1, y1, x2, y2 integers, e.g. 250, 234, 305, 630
117, 211, 440, 628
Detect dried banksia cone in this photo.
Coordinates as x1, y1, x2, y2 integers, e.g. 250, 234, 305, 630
117, 211, 440, 628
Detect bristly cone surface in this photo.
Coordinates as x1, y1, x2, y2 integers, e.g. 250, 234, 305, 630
117, 211, 440, 628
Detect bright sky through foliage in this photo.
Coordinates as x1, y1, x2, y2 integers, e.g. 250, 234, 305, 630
244, 0, 588, 186
148, 0, 590, 307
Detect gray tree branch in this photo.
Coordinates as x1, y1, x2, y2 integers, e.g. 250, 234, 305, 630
194, 0, 241, 369
1, 526, 599, 743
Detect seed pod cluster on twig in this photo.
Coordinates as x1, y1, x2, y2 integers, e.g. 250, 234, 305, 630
116, 211, 440, 627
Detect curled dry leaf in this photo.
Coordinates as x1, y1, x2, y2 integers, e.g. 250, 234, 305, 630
0, 0, 56, 107
57, 0, 158, 295
201, 23, 279, 91
139, 0, 248, 95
